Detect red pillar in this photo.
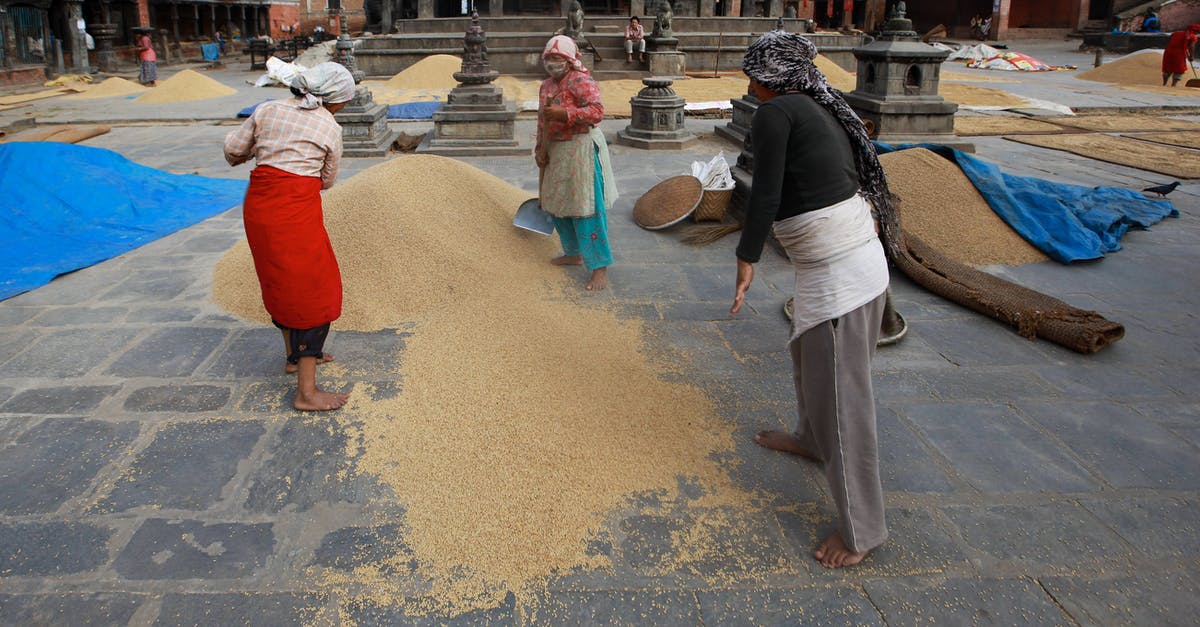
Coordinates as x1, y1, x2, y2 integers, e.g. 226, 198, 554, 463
137, 0, 151, 27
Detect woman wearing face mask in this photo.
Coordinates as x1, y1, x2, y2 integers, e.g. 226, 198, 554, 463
535, 35, 619, 291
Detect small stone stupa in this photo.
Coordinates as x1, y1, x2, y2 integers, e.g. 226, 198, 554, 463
842, 2, 967, 149
418, 11, 526, 156
331, 9, 398, 157
616, 78, 698, 150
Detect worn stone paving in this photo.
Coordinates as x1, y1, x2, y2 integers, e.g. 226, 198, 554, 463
2, 41, 1200, 625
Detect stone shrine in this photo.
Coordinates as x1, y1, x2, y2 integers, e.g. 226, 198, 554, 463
331, 7, 397, 157
616, 78, 698, 150
647, 1, 686, 78
418, 11, 526, 157
841, 3, 967, 150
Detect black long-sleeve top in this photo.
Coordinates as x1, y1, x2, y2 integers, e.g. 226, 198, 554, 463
735, 94, 861, 263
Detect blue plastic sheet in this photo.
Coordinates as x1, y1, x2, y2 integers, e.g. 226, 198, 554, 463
0, 143, 248, 301
876, 143, 1178, 263
238, 99, 442, 119
201, 42, 220, 61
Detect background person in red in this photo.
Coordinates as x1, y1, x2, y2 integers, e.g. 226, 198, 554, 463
1161, 24, 1200, 87
135, 30, 157, 86
223, 63, 357, 411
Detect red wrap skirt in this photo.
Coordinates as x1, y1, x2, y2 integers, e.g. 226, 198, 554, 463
242, 165, 342, 330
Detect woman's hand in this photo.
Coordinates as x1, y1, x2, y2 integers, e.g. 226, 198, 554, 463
730, 258, 755, 316
535, 150, 549, 169
543, 105, 569, 122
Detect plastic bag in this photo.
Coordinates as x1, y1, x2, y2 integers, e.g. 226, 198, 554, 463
689, 151, 734, 191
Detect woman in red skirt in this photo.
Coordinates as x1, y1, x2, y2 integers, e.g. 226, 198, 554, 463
224, 62, 356, 411
1162, 24, 1200, 87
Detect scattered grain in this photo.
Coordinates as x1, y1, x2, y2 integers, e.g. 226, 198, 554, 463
879, 148, 1049, 266
1044, 115, 1200, 133
134, 69, 236, 104
212, 155, 754, 615
1125, 131, 1200, 150
939, 83, 1028, 108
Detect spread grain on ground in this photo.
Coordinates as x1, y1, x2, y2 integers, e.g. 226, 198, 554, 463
1044, 114, 1200, 133
1125, 131, 1200, 150
879, 148, 1049, 266
134, 69, 237, 104
382, 54, 462, 90
211, 154, 758, 616
938, 83, 1028, 108
1007, 133, 1200, 179
71, 77, 147, 100
955, 116, 1064, 136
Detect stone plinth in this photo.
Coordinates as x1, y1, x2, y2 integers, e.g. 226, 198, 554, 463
647, 38, 686, 78
91, 24, 119, 73
843, 20, 971, 151
335, 86, 398, 158
418, 84, 527, 156
616, 78, 698, 150
714, 92, 758, 146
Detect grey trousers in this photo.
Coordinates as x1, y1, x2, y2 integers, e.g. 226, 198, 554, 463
788, 291, 888, 553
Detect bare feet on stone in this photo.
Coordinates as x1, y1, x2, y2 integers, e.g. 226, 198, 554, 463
294, 388, 349, 411
754, 429, 821, 461
586, 267, 608, 291
551, 255, 583, 266
813, 531, 870, 568
285, 353, 334, 374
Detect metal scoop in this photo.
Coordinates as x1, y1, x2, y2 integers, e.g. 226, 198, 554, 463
513, 198, 555, 235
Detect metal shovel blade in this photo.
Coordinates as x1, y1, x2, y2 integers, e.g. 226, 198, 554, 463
514, 198, 555, 235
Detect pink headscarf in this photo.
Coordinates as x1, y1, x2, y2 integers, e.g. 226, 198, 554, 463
543, 35, 588, 74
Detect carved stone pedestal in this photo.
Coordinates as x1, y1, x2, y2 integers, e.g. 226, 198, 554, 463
91, 24, 119, 73
419, 84, 525, 156
714, 92, 759, 146
646, 37, 685, 78
616, 78, 697, 150
335, 86, 399, 157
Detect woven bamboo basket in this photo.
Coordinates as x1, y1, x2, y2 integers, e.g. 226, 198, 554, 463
692, 186, 733, 222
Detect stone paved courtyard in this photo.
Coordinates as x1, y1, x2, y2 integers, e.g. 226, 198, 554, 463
1, 41, 1199, 625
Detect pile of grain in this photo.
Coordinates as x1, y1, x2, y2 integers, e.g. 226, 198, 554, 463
493, 75, 542, 102
879, 148, 1048, 266
71, 77, 147, 100
1077, 51, 1163, 85
134, 69, 236, 104
0, 125, 111, 144
954, 116, 1063, 136
814, 55, 856, 92
382, 54, 461, 90
212, 155, 750, 613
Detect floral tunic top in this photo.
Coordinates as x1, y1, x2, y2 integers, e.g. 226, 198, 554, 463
536, 69, 604, 154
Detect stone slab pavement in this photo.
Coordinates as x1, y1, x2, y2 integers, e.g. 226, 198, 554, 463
2, 40, 1200, 625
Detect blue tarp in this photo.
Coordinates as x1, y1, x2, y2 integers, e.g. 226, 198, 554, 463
0, 142, 248, 301
238, 99, 443, 119
877, 143, 1179, 264
201, 42, 220, 61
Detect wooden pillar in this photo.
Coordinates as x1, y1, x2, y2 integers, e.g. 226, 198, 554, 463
193, 4, 201, 40
992, 0, 1011, 40
137, 0, 151, 26
1, 11, 16, 68
170, 3, 181, 44
418, 0, 434, 18
489, 0, 503, 17
841, 0, 851, 28
632, 0, 645, 16
699, 0, 715, 16
1075, 0, 1090, 31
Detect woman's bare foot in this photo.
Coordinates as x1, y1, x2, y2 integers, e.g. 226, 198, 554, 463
586, 267, 608, 291
813, 531, 870, 568
551, 254, 584, 266
285, 353, 334, 374
293, 388, 349, 411
754, 430, 821, 461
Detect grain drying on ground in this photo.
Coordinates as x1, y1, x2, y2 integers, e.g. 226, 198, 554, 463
134, 69, 236, 104
1043, 115, 1200, 133
879, 148, 1049, 266
70, 76, 146, 100
938, 83, 1028, 108
1125, 131, 1200, 150
1007, 133, 1200, 179
0, 87, 70, 105
941, 70, 1017, 83
954, 116, 1064, 136
382, 54, 462, 90
212, 154, 763, 615
1076, 51, 1164, 85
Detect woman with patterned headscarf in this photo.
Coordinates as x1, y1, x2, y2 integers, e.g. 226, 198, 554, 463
223, 62, 357, 411
729, 30, 890, 568
536, 35, 619, 291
